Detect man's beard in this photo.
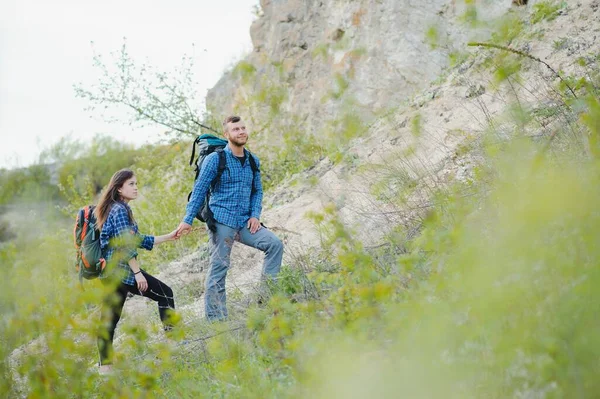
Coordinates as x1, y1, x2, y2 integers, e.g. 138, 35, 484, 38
230, 136, 247, 146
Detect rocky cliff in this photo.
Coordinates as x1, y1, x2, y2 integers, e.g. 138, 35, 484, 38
193, 0, 600, 300
206, 0, 512, 136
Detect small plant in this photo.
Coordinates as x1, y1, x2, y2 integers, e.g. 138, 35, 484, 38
449, 51, 469, 68
312, 43, 330, 59
552, 37, 569, 51
253, 83, 288, 116
490, 12, 525, 44
531, 0, 565, 24
330, 73, 350, 100
233, 61, 257, 85
426, 26, 440, 49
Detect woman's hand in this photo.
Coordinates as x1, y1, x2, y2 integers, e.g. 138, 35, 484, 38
135, 272, 148, 292
166, 229, 179, 241
154, 230, 180, 245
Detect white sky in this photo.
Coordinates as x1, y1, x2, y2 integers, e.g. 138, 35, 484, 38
0, 0, 258, 169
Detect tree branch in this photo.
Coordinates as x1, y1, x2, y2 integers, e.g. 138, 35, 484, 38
468, 41, 578, 98
122, 101, 189, 134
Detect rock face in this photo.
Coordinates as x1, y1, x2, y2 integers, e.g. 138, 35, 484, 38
181, 0, 600, 316
199, 0, 600, 275
206, 0, 512, 135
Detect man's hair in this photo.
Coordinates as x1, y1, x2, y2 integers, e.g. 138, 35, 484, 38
222, 115, 241, 132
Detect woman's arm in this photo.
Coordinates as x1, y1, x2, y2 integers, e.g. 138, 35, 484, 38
128, 257, 148, 292
128, 256, 142, 274
154, 230, 178, 246
137, 229, 178, 249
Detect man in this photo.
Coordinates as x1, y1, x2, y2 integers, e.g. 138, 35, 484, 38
176, 115, 284, 321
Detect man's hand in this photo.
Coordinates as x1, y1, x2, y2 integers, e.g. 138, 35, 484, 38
176, 222, 192, 238
247, 217, 261, 234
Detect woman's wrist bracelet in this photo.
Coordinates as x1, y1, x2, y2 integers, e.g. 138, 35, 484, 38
134, 270, 142, 275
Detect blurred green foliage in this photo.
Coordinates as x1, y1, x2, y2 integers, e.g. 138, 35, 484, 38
0, 135, 139, 207
0, 164, 58, 205
2, 1, 600, 398
50, 135, 139, 197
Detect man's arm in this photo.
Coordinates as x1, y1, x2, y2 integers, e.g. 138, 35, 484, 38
183, 153, 219, 225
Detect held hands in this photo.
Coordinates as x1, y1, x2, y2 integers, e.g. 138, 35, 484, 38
154, 229, 181, 245
166, 229, 179, 241
173, 219, 260, 236
248, 217, 261, 234
176, 222, 193, 238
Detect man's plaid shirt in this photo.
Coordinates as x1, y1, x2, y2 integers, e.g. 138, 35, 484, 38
100, 201, 154, 286
184, 145, 263, 228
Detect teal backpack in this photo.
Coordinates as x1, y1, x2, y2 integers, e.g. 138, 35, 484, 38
73, 205, 106, 280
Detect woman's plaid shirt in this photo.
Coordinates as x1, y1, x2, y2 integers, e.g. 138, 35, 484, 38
100, 202, 154, 285
184, 145, 263, 228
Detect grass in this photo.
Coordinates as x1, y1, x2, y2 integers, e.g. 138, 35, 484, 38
3, 1, 600, 397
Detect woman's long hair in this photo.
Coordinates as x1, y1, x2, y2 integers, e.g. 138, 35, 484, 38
95, 169, 136, 230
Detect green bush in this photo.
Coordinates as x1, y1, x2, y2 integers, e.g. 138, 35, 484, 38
0, 165, 59, 205
3, 2, 600, 397
50, 135, 140, 198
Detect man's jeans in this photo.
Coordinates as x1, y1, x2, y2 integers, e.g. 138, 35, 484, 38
205, 222, 284, 321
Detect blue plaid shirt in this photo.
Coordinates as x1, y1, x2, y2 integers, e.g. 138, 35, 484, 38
100, 202, 154, 285
184, 145, 263, 228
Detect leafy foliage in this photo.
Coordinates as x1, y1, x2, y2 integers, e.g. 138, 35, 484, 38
0, 165, 58, 205
49, 135, 140, 198
3, 2, 600, 397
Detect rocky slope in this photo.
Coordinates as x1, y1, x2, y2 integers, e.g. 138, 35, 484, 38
10, 2, 600, 394
133, 0, 600, 323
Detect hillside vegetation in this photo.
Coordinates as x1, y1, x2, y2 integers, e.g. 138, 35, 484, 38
1, 1, 599, 398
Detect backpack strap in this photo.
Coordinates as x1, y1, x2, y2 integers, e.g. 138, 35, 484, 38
211, 149, 227, 189
189, 149, 228, 202
202, 150, 227, 232
76, 206, 91, 288
189, 136, 200, 166
245, 150, 259, 194
74, 207, 84, 249
246, 150, 259, 173
81, 206, 90, 245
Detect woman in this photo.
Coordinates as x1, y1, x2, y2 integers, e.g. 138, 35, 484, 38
94, 168, 178, 374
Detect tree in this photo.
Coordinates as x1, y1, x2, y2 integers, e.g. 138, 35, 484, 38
40, 134, 140, 198
74, 39, 219, 139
